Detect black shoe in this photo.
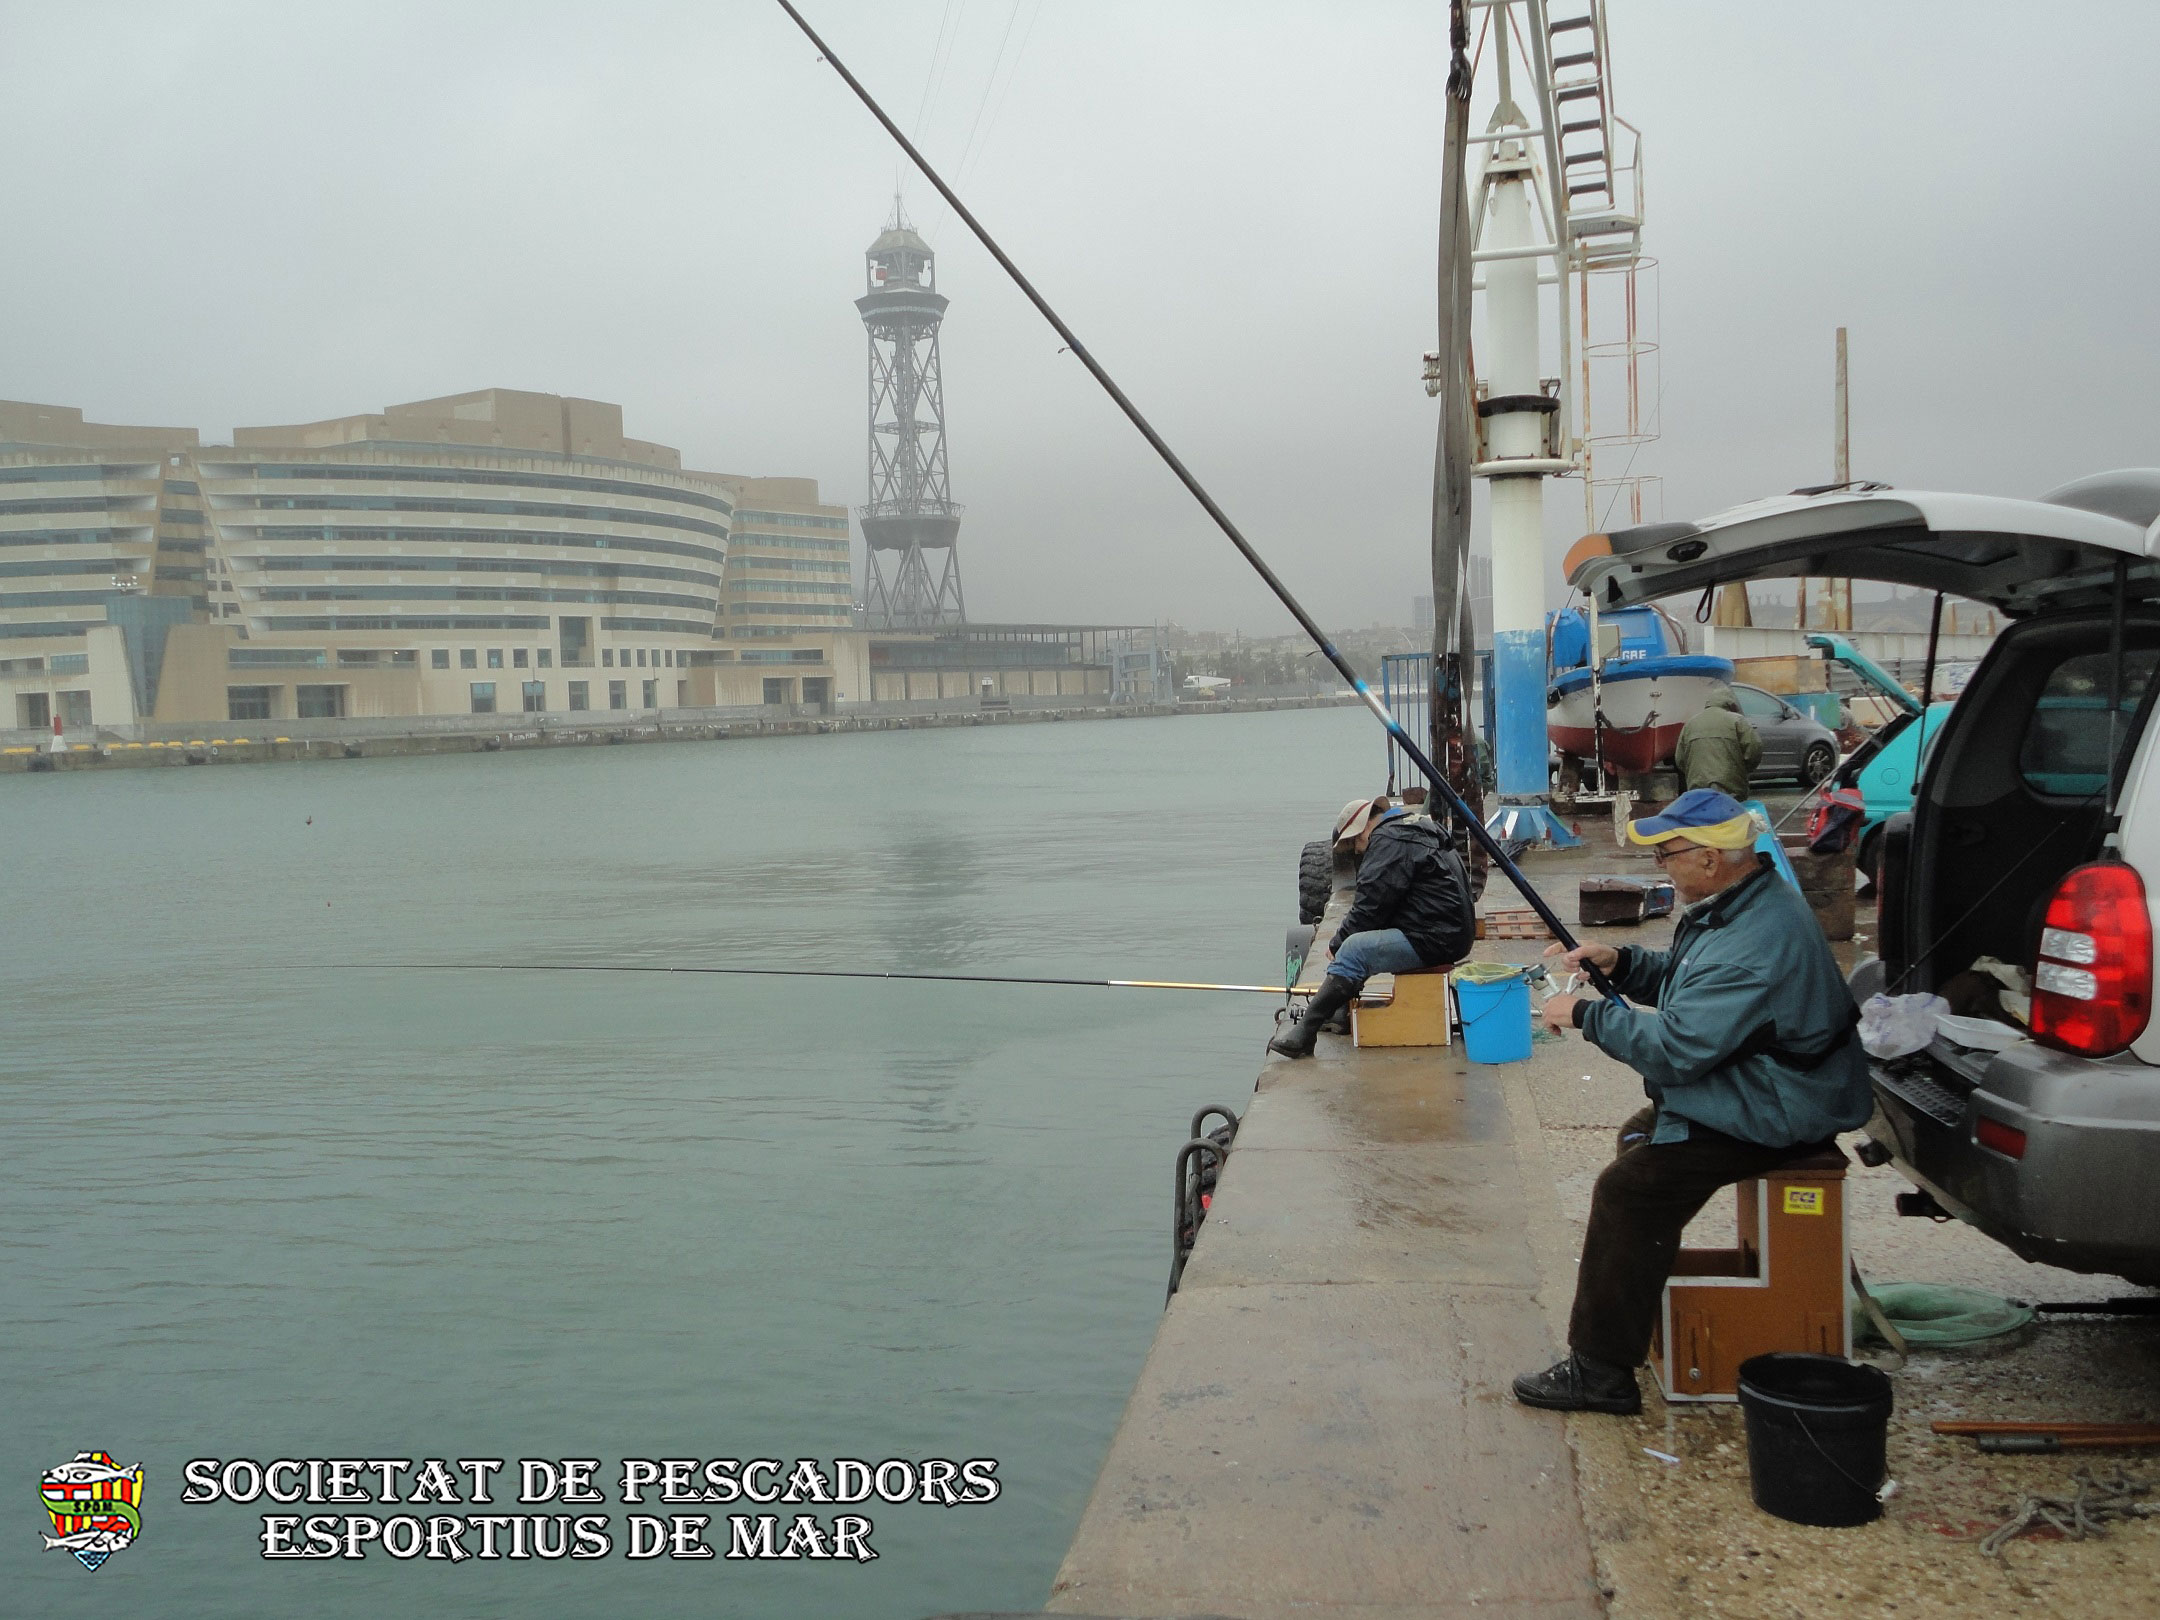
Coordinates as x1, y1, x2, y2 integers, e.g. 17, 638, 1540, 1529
1511, 1353, 1642, 1415
1267, 975, 1356, 1058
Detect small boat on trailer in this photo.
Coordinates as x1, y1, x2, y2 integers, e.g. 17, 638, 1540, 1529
1546, 603, 1733, 777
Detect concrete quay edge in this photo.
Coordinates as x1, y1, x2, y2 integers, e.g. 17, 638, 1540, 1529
0, 693, 1362, 773
1046, 1028, 1604, 1620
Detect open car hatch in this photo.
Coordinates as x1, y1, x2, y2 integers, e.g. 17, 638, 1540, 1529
1564, 472, 2160, 617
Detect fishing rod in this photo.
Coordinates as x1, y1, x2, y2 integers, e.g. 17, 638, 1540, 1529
368, 964, 1289, 994
772, 1, 1619, 1001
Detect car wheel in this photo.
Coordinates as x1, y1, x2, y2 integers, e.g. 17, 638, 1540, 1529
1801, 740, 1836, 786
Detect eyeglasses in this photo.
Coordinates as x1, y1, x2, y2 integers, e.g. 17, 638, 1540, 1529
1651, 842, 1706, 866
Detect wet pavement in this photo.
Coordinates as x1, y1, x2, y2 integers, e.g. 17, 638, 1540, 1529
1048, 1040, 1603, 1620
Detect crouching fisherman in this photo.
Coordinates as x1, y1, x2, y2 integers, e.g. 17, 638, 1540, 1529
1268, 796, 1475, 1058
1512, 790, 1871, 1415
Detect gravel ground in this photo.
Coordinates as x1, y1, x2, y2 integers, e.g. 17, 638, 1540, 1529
1481, 815, 2160, 1617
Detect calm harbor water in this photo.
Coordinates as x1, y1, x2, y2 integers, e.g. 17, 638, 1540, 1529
4, 706, 1371, 1618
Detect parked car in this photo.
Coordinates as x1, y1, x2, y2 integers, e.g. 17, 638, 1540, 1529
1802, 634, 1956, 882
1729, 681, 1840, 785
1565, 470, 2160, 1283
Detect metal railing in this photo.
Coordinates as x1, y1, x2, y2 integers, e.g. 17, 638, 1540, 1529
1380, 653, 1434, 792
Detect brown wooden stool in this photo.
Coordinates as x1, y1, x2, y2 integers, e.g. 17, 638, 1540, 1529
1350, 967, 1454, 1048
1651, 1144, 1850, 1401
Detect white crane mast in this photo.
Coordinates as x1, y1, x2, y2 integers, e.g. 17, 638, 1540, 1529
1456, 0, 1650, 844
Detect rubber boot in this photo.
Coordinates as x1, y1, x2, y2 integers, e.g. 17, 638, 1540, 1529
1267, 975, 1357, 1059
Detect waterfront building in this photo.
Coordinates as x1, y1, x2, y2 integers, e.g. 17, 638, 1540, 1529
0, 402, 206, 730
865, 624, 1158, 703
190, 389, 738, 722
714, 476, 856, 639
0, 390, 867, 729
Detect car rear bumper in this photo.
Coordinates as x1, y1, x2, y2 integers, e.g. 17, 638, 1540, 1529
1869, 1036, 2160, 1282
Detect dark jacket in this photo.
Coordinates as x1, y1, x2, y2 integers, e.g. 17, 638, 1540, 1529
1329, 814, 1476, 967
1578, 856, 1870, 1148
1674, 694, 1763, 798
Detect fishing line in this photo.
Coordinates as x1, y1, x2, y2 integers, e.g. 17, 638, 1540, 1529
361, 963, 1288, 994
772, 0, 1621, 1002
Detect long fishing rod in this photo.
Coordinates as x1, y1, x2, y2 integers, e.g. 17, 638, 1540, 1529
772, 1, 1619, 1000
366, 964, 1287, 994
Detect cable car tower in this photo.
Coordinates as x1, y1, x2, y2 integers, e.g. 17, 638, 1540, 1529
1449, 0, 1652, 845
858, 200, 966, 629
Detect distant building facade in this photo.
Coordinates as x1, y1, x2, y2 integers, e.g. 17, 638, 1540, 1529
0, 402, 207, 729
714, 477, 855, 638
0, 390, 869, 729
1411, 554, 1492, 645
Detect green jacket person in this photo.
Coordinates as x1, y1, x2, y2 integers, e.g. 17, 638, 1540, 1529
1673, 687, 1762, 798
1511, 789, 1870, 1415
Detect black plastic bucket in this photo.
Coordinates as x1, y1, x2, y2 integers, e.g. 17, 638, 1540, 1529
1736, 1352, 1893, 1527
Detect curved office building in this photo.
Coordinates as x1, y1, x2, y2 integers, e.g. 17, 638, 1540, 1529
211, 389, 732, 664
1, 390, 862, 729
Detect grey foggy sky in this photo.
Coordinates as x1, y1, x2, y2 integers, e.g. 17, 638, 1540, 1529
0, 1, 2154, 633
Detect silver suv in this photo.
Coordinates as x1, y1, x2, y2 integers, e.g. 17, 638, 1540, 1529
1566, 471, 2160, 1283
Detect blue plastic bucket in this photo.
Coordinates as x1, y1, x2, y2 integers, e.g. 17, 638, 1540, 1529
1455, 968, 1532, 1063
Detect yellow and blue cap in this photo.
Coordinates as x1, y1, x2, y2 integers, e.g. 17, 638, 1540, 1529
1625, 788, 1761, 850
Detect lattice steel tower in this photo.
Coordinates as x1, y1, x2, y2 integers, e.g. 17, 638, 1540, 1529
857, 201, 965, 629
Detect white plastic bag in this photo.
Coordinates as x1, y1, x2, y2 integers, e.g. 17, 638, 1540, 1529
1859, 992, 1949, 1059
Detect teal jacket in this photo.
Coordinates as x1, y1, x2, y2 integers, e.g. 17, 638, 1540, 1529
1579, 857, 1870, 1147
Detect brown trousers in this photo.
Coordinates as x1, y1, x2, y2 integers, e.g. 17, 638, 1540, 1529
1567, 1105, 1835, 1369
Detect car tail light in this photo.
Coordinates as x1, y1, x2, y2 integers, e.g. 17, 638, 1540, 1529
2030, 862, 2152, 1057
1975, 1115, 2028, 1159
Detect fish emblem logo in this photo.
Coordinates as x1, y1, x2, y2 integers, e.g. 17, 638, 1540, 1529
40, 1451, 142, 1570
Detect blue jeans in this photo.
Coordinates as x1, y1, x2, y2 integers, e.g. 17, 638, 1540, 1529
1324, 928, 1428, 990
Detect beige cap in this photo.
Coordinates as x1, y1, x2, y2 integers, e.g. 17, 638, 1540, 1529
1333, 796, 1387, 846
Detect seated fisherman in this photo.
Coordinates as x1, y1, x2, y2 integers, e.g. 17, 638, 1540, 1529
1511, 789, 1871, 1414
1267, 795, 1475, 1058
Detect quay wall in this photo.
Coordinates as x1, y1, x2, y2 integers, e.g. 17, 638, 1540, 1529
0, 692, 1362, 773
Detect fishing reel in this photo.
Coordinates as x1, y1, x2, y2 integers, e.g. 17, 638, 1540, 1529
1521, 960, 1580, 1005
